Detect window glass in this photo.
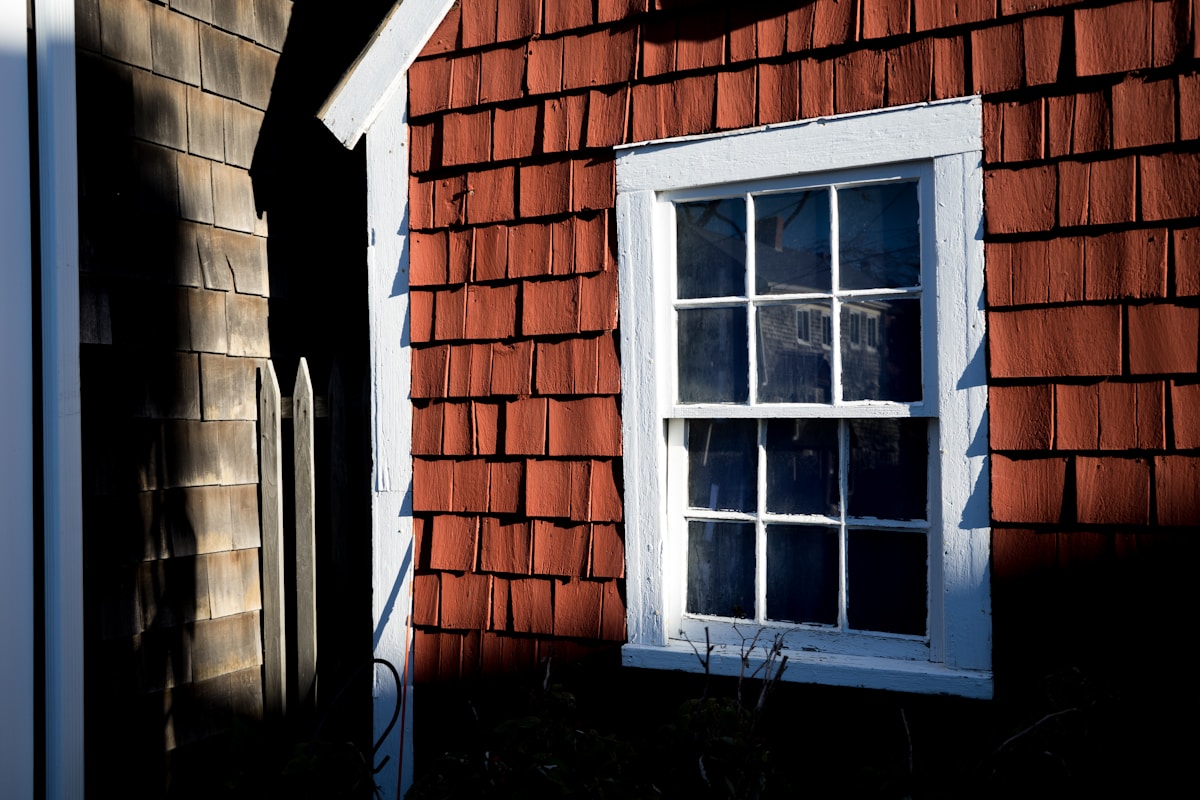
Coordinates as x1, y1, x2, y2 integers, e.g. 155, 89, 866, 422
766, 525, 839, 625
677, 199, 746, 299
687, 521, 755, 617
838, 182, 920, 290
678, 307, 749, 403
755, 189, 831, 294
840, 299, 921, 402
687, 419, 757, 512
848, 529, 927, 635
758, 302, 831, 402
765, 419, 838, 515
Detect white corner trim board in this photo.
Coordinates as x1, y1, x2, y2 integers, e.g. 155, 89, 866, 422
319, 0, 459, 149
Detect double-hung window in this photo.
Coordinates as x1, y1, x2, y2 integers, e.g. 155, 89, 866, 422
616, 98, 991, 697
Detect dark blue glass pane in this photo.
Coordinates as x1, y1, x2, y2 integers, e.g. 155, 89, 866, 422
688, 419, 757, 512
677, 199, 747, 299
687, 521, 755, 618
766, 525, 838, 625
847, 529, 927, 635
765, 419, 838, 515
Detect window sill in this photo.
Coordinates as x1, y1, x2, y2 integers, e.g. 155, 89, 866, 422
622, 641, 993, 699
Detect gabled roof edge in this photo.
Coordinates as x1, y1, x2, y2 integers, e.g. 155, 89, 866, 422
318, 0, 457, 149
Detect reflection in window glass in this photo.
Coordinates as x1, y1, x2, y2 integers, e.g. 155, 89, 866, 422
838, 182, 920, 290
848, 419, 928, 520
688, 521, 755, 617
687, 419, 757, 512
758, 303, 831, 402
840, 299, 921, 402
767, 525, 839, 625
678, 307, 749, 403
755, 190, 831, 295
848, 529, 927, 635
765, 419, 837, 515
677, 199, 747, 299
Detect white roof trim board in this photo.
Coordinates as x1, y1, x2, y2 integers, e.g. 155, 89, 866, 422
319, 0, 457, 148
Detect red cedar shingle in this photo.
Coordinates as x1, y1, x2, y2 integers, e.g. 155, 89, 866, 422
591, 524, 625, 578
835, 49, 884, 115
1128, 303, 1200, 374
932, 35, 965, 99
801, 57, 835, 118
1048, 236, 1086, 303
552, 217, 578, 275
989, 305, 1122, 378
413, 629, 438, 683
1072, 91, 1111, 154
409, 176, 436, 232
432, 286, 467, 341
510, 578, 554, 634
412, 402, 443, 455
986, 241, 1013, 307
472, 226, 508, 283
413, 458, 454, 511
1076, 456, 1151, 524
1180, 74, 1200, 140
508, 222, 554, 278
446, 229, 472, 283
490, 577, 510, 630
446, 344, 472, 397
526, 459, 573, 517
589, 459, 623, 522
460, 0, 497, 49
409, 57, 452, 116
1002, 99, 1043, 163
572, 157, 616, 212
412, 573, 439, 626
1056, 383, 1100, 450
441, 401, 473, 456
1151, 0, 1189, 66
1087, 157, 1137, 226
758, 61, 800, 125
641, 16, 675, 77
450, 52, 481, 108
972, 23, 1024, 95
430, 514, 478, 572
1046, 95, 1072, 157
664, 73, 717, 138
468, 343, 495, 396
467, 166, 517, 225
480, 518, 531, 574
410, 290, 435, 344
1083, 229, 1167, 301
587, 87, 630, 148
434, 174, 469, 228
544, 0, 593, 34
1022, 14, 1063, 87
990, 384, 1053, 451
533, 520, 591, 576
1174, 228, 1200, 296
493, 104, 539, 162
452, 459, 490, 513
1075, 0, 1153, 77
489, 461, 523, 514
518, 160, 572, 219
553, 579, 602, 638
991, 454, 1068, 523
474, 401, 501, 455
573, 212, 610, 275
410, 119, 436, 172
863, 0, 910, 39
676, 14, 724, 71
756, 11, 787, 58
1141, 152, 1200, 221
982, 101, 1003, 164
523, 278, 580, 336
442, 110, 492, 168
578, 268, 618, 331
496, 0, 541, 42
716, 67, 757, 130
526, 36, 563, 95
784, 4, 816, 52
812, 0, 858, 48
410, 230, 448, 287
985, 166, 1057, 234
491, 340, 534, 395
596, 334, 621, 394
600, 580, 627, 640
412, 345, 450, 399
598, 0, 648, 24
915, 0, 994, 31
465, 283, 518, 340
1056, 160, 1088, 227
1170, 381, 1200, 447
505, 396, 548, 455
630, 80, 664, 141
728, 10, 757, 63
1097, 382, 1138, 450
436, 631, 461, 681
547, 397, 622, 457
563, 26, 637, 90
461, 630, 483, 679
1136, 381, 1166, 449
886, 39, 933, 107
1155, 456, 1200, 525
1010, 239, 1048, 305
423, 3, 461, 55
1112, 77, 1175, 149
480, 44, 526, 104
536, 339, 587, 394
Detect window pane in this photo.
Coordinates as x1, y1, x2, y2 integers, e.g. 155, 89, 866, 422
840, 299, 921, 402
687, 521, 755, 618
847, 529, 927, 635
765, 419, 838, 515
678, 307, 749, 403
766, 525, 838, 625
847, 419, 927, 520
838, 182, 920, 290
687, 419, 757, 512
755, 190, 831, 294
677, 199, 747, 299
757, 303, 832, 403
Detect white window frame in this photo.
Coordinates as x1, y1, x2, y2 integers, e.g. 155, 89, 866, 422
615, 97, 991, 698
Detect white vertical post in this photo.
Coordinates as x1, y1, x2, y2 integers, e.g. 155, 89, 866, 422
259, 362, 287, 716
365, 88, 415, 800
0, 3, 35, 798
293, 358, 318, 709
34, 0, 82, 797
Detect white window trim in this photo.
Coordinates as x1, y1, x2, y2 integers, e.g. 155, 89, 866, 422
615, 97, 991, 699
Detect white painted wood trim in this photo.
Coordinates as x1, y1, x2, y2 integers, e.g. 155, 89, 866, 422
0, 5, 36, 797
616, 98, 990, 697
34, 1, 82, 796
616, 97, 983, 194
319, 0, 458, 149
365, 90, 415, 800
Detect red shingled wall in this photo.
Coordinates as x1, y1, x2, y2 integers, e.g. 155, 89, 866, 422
407, 0, 1200, 682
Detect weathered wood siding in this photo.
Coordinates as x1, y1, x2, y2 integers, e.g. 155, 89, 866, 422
75, 0, 287, 790
407, 0, 1200, 681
